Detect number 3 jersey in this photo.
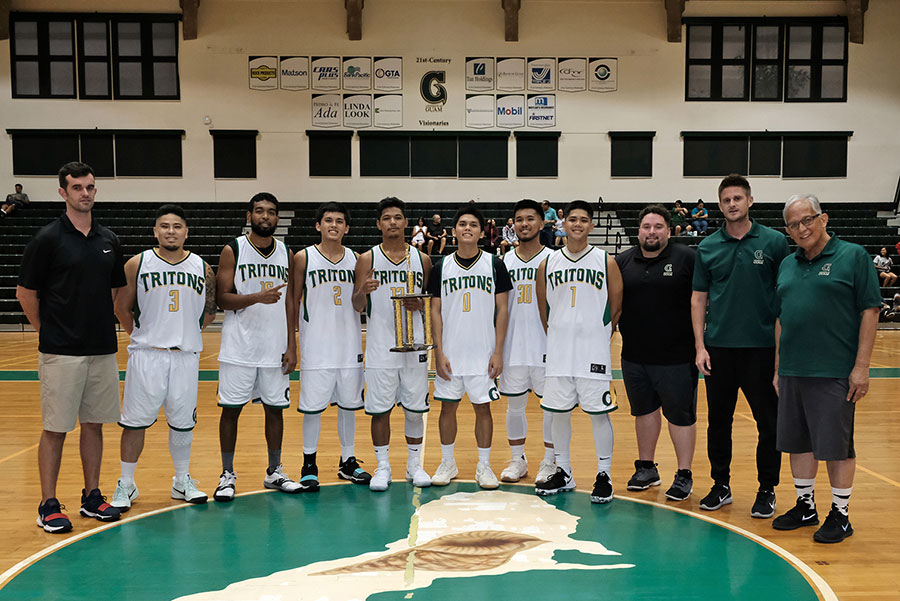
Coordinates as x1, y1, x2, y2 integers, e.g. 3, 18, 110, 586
298, 245, 363, 370
218, 236, 290, 368
129, 249, 208, 353
503, 246, 553, 368
544, 246, 613, 380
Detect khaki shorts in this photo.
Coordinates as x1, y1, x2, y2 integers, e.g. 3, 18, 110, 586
39, 353, 121, 432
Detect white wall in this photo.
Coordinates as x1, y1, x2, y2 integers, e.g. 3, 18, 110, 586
1, 0, 898, 205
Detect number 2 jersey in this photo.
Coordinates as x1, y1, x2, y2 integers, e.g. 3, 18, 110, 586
503, 246, 553, 368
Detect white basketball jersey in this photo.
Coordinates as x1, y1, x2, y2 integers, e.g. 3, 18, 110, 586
438, 251, 497, 376
218, 236, 290, 368
298, 245, 363, 370
129, 249, 207, 353
365, 245, 427, 369
503, 246, 552, 367
544, 247, 613, 380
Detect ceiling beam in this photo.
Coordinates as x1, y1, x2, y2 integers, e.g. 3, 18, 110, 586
180, 0, 199, 40
665, 0, 685, 43
846, 0, 868, 44
346, 0, 363, 41
0, 0, 10, 41
502, 0, 520, 42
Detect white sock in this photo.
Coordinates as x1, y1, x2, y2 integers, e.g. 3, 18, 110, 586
477, 447, 491, 465
169, 429, 193, 481
302, 413, 321, 455
441, 443, 455, 462
551, 412, 572, 474
510, 444, 525, 460
832, 486, 852, 516
543, 446, 555, 463
542, 410, 554, 452
590, 413, 614, 474
407, 443, 422, 466
337, 408, 356, 460
794, 477, 816, 510
374, 445, 390, 466
505, 393, 528, 440
120, 461, 138, 484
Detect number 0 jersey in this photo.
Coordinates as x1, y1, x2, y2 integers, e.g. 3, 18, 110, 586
544, 246, 613, 380
218, 236, 290, 368
298, 245, 363, 370
503, 246, 552, 367
129, 249, 207, 353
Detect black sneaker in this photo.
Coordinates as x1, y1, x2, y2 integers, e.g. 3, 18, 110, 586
665, 469, 693, 501
590, 471, 614, 504
813, 505, 853, 543
751, 489, 776, 518
626, 460, 661, 491
535, 467, 576, 496
699, 483, 732, 511
37, 498, 73, 534
338, 456, 372, 485
772, 499, 819, 530
79, 488, 121, 522
299, 463, 320, 492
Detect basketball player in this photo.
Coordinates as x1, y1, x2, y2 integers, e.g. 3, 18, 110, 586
351, 197, 433, 491
498, 199, 556, 484
427, 204, 512, 489
111, 205, 215, 509
535, 200, 623, 503
214, 193, 301, 502
291, 202, 370, 491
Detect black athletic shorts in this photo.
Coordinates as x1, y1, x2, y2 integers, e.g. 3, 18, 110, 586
776, 375, 856, 461
621, 359, 698, 426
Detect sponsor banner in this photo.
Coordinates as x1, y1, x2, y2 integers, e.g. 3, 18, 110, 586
311, 93, 341, 128
279, 56, 309, 91
374, 57, 403, 91
589, 57, 618, 92
557, 57, 586, 92
373, 94, 403, 128
249, 56, 278, 90
527, 94, 556, 128
343, 94, 372, 128
465, 94, 494, 128
417, 58, 451, 128
527, 57, 556, 92
496, 94, 525, 128
311, 56, 341, 91
465, 57, 495, 91
342, 56, 372, 91
496, 57, 525, 91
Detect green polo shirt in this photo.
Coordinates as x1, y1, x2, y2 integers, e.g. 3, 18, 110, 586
776, 235, 882, 378
692, 219, 790, 348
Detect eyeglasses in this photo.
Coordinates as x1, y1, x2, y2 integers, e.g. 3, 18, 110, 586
785, 214, 821, 231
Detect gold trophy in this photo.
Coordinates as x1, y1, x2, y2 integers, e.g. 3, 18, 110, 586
391, 246, 434, 353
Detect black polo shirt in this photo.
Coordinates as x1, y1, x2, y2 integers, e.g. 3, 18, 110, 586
426, 221, 445, 239
615, 242, 696, 364
18, 213, 126, 355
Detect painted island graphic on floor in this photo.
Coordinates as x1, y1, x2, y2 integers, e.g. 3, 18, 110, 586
175, 490, 633, 600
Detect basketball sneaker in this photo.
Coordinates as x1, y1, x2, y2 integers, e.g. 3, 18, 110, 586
338, 456, 372, 485
80, 488, 121, 522
111, 478, 140, 511
406, 463, 432, 487
370, 464, 392, 492
475, 462, 500, 489
299, 462, 320, 492
750, 489, 776, 518
264, 465, 302, 493
431, 459, 458, 486
590, 471, 614, 504
665, 469, 693, 501
699, 484, 732, 511
500, 455, 528, 482
626, 460, 661, 491
535, 458, 557, 485
37, 498, 73, 534
171, 474, 208, 504
772, 499, 819, 530
214, 470, 236, 502
536, 467, 575, 496
813, 505, 853, 543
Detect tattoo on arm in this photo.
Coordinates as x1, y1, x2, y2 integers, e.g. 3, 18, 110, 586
205, 263, 218, 316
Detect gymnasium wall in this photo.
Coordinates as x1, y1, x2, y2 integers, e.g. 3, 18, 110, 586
1, 0, 898, 205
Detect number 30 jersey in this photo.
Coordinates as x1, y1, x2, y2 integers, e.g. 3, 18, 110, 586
219, 235, 290, 368
503, 246, 553, 368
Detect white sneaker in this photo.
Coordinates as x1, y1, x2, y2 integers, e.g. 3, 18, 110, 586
111, 478, 139, 511
370, 464, 392, 492
172, 474, 208, 504
406, 463, 432, 487
431, 459, 458, 486
214, 470, 236, 502
476, 462, 500, 489
264, 464, 302, 493
535, 458, 556, 485
500, 456, 528, 482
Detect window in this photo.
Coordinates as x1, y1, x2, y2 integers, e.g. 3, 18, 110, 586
115, 132, 183, 176
77, 19, 112, 99
307, 131, 352, 177
411, 135, 457, 178
112, 19, 179, 99
358, 131, 509, 178
609, 132, 654, 177
685, 24, 750, 101
458, 133, 508, 178
211, 130, 258, 179
10, 16, 77, 98
785, 24, 848, 101
359, 133, 410, 177
9, 132, 80, 175
782, 135, 848, 178
515, 132, 559, 178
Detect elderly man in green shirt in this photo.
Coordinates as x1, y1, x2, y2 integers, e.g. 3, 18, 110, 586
772, 194, 881, 544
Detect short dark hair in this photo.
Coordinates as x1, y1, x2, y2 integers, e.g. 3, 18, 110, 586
14, 183, 22, 190
513, 198, 543, 219
377, 196, 405, 217
453, 204, 484, 229
564, 199, 593, 219
156, 204, 187, 223
638, 204, 671, 226
316, 201, 351, 226
58, 162, 94, 189
718, 173, 751, 199
248, 192, 278, 211
674, 199, 683, 206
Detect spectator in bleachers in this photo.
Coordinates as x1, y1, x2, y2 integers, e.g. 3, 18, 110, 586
888, 293, 900, 320
483, 218, 501, 254
691, 200, 708, 235
426, 213, 447, 255
2, 183, 30, 218
553, 209, 567, 247
411, 216, 426, 251
541, 200, 558, 246
500, 217, 518, 255
873, 247, 897, 287
671, 199, 694, 236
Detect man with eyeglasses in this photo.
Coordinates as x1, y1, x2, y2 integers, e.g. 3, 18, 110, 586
691, 174, 789, 518
771, 194, 880, 544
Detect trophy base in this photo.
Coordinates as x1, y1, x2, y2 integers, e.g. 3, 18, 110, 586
390, 344, 436, 353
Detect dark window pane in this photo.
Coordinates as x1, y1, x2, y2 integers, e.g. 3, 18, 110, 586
115, 133, 182, 176
152, 22, 177, 57
213, 133, 257, 179
755, 26, 779, 60
360, 135, 410, 177
50, 61, 75, 95
118, 23, 142, 56
788, 26, 812, 60
14, 61, 40, 95
822, 26, 845, 60
83, 22, 108, 56
410, 136, 457, 177
516, 136, 558, 177
748, 136, 781, 176
84, 62, 110, 96
721, 65, 745, 98
683, 136, 748, 176
80, 134, 115, 177
48, 21, 73, 56
458, 136, 507, 178
722, 26, 746, 60
689, 26, 712, 59
118, 62, 143, 96
782, 136, 847, 178
12, 133, 80, 176
611, 136, 653, 177
14, 21, 39, 55
309, 134, 351, 177
787, 65, 811, 99
687, 65, 711, 98
753, 64, 780, 99
153, 63, 178, 96
821, 65, 844, 99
